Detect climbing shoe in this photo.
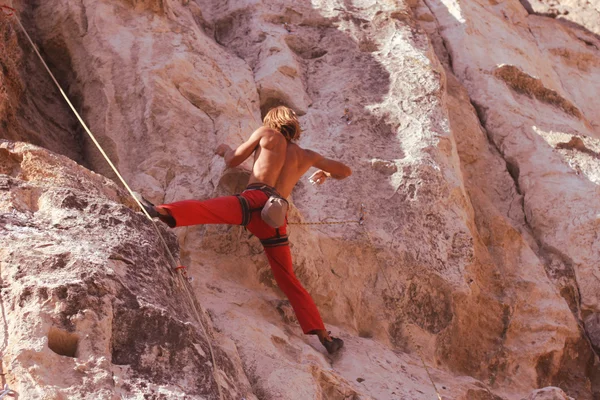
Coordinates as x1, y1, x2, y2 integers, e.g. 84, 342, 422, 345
133, 192, 159, 217
133, 192, 176, 228
321, 336, 344, 354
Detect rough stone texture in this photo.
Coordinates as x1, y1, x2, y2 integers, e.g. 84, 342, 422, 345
1, 0, 600, 398
0, 140, 259, 399
22, 0, 260, 202
415, 0, 600, 396
518, 0, 600, 35
0, 9, 82, 162
525, 387, 575, 400
0, 141, 507, 399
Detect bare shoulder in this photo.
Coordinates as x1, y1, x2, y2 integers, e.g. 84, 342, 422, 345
253, 126, 280, 138
257, 127, 285, 150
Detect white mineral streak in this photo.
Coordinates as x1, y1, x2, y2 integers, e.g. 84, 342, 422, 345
0, 0, 599, 398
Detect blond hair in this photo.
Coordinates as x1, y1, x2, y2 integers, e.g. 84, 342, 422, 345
263, 106, 301, 141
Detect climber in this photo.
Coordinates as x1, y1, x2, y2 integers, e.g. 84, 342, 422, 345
139, 106, 352, 354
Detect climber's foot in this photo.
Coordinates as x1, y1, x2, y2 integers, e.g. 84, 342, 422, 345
157, 208, 176, 227
315, 330, 344, 354
133, 192, 176, 228
320, 336, 344, 354
133, 192, 159, 217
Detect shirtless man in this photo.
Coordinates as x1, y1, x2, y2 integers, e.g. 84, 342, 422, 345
143, 106, 351, 354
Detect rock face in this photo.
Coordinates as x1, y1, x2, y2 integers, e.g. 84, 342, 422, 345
1, 0, 599, 399
0, 10, 82, 162
527, 387, 575, 400
416, 0, 600, 396
0, 141, 259, 399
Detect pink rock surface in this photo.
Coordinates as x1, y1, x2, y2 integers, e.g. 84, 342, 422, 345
1, 0, 599, 398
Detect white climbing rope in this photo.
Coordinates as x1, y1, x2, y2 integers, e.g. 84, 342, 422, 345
1, 9, 224, 400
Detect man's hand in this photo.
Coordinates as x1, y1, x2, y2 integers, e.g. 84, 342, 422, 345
215, 144, 232, 157
309, 170, 331, 185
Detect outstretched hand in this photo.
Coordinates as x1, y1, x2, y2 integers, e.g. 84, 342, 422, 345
309, 170, 330, 185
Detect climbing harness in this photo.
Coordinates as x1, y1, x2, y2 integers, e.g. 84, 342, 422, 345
243, 183, 290, 229
0, 9, 223, 400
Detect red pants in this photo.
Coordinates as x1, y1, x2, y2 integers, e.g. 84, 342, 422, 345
160, 186, 326, 334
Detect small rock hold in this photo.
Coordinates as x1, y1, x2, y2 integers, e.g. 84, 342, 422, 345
341, 107, 353, 124
556, 136, 589, 153
371, 159, 398, 175
526, 387, 574, 400
356, 377, 365, 383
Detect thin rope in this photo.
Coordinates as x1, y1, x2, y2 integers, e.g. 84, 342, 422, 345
11, 16, 152, 222
361, 221, 442, 400
288, 219, 362, 226
3, 11, 223, 399
288, 203, 366, 226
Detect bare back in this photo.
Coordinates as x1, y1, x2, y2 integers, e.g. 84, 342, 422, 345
247, 130, 287, 187
274, 143, 318, 198
228, 127, 350, 197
